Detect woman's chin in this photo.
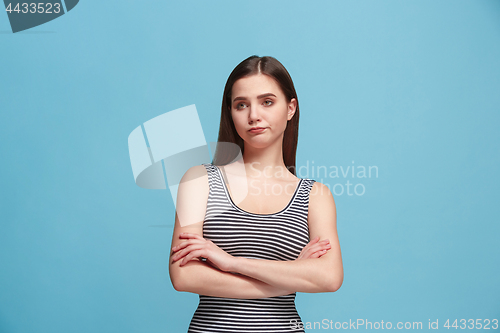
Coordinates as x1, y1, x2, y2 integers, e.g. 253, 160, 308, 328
244, 140, 275, 150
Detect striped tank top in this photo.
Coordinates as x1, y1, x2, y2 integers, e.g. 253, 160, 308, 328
187, 163, 316, 333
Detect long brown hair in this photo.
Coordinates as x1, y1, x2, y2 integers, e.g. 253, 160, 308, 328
212, 55, 300, 176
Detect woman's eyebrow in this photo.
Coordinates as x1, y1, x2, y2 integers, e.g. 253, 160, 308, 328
233, 93, 277, 103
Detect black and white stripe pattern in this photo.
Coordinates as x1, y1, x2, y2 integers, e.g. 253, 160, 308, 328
187, 163, 315, 333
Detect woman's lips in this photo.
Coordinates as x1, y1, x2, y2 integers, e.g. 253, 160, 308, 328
249, 128, 266, 134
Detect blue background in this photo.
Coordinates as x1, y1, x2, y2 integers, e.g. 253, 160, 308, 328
1, 1, 499, 332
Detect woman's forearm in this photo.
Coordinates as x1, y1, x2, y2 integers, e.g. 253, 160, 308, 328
231, 257, 342, 293
170, 260, 295, 299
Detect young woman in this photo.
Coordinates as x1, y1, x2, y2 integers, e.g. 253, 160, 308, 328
169, 55, 343, 332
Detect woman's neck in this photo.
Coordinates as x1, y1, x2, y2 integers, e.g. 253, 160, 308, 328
238, 140, 292, 180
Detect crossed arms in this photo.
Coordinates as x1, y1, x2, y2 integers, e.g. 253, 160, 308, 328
168, 165, 343, 299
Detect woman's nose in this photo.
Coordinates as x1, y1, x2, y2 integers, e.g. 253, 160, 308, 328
248, 104, 261, 122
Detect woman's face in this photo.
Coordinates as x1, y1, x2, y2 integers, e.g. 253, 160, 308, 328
230, 74, 297, 150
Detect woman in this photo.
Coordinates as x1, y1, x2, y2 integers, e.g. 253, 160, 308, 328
169, 55, 343, 332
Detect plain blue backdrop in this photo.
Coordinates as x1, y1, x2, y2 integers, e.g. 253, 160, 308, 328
1, 1, 499, 332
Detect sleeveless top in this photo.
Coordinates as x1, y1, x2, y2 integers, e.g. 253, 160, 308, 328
187, 163, 316, 333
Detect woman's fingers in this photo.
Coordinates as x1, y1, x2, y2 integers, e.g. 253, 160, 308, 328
307, 244, 330, 258
310, 241, 331, 251
178, 232, 204, 240
172, 241, 189, 252
172, 238, 204, 252
309, 236, 320, 244
304, 239, 330, 253
308, 251, 322, 259
297, 238, 331, 260
311, 249, 329, 258
172, 243, 204, 261
180, 249, 206, 266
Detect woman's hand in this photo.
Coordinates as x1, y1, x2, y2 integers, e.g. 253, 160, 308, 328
296, 236, 331, 260
172, 233, 236, 272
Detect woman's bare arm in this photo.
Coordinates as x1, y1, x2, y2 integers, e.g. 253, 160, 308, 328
171, 249, 295, 298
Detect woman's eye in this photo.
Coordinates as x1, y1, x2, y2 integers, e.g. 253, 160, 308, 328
236, 103, 247, 110
264, 100, 273, 106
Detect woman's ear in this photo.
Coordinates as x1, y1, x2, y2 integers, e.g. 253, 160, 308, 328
287, 98, 297, 121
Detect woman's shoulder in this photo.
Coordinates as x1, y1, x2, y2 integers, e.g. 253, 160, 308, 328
178, 164, 210, 199
308, 181, 335, 207
181, 164, 210, 181
175, 165, 210, 226
307, 181, 337, 226
308, 180, 332, 195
